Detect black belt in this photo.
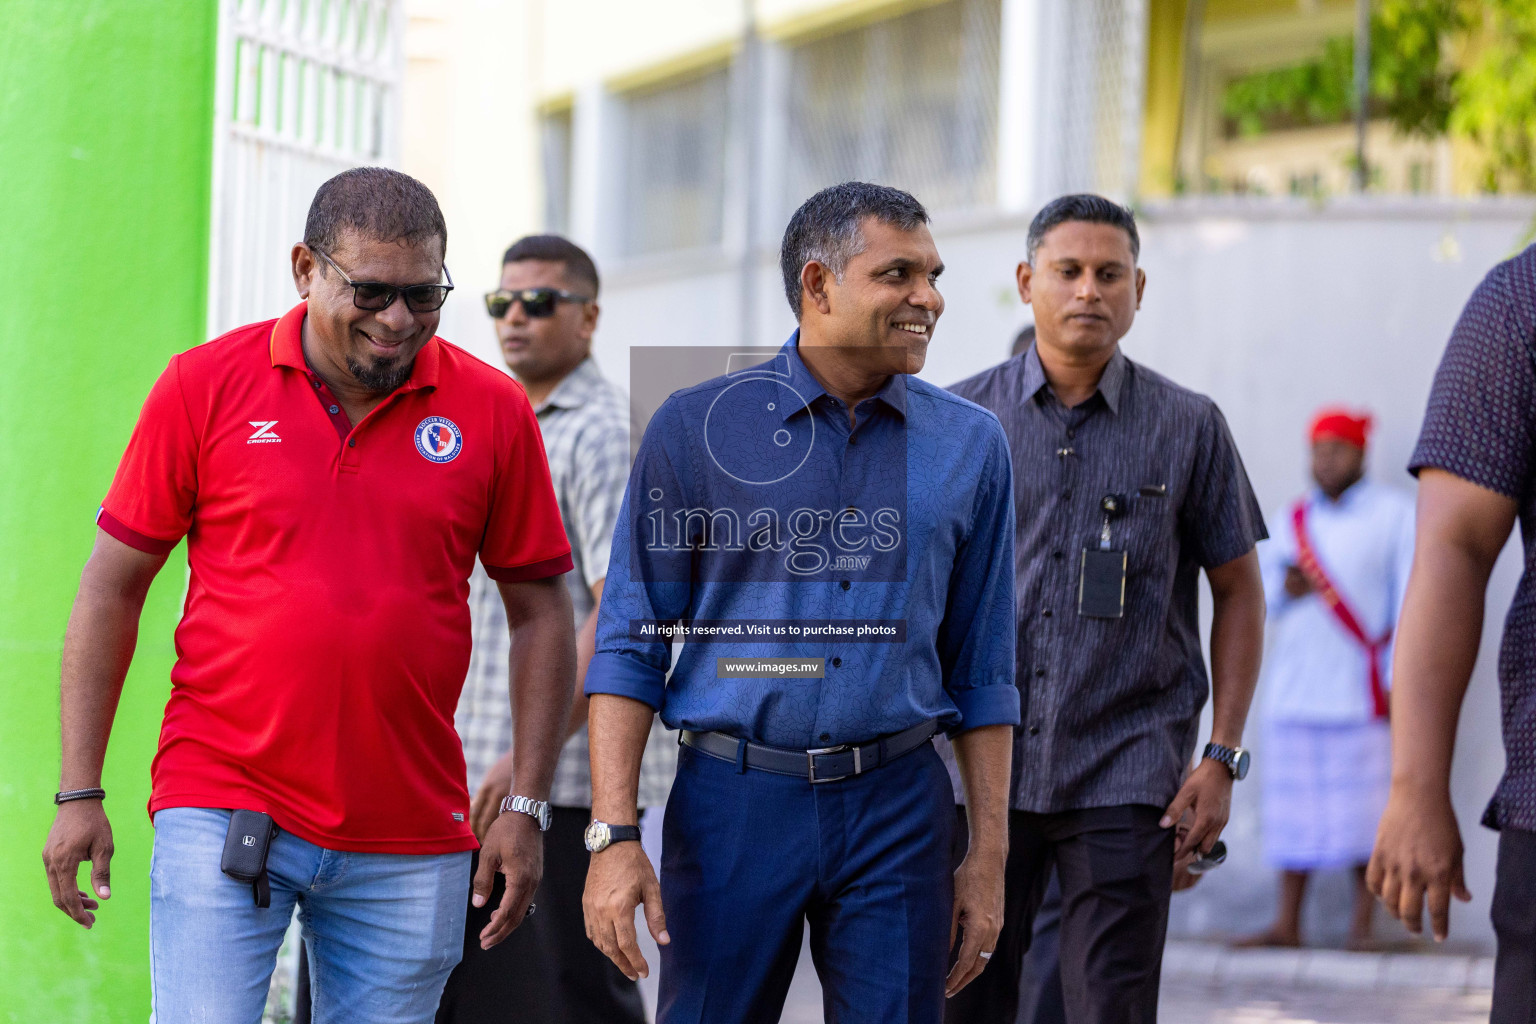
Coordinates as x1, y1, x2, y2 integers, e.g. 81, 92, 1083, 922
680, 720, 939, 784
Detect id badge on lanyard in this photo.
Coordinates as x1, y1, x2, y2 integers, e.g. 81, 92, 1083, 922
1078, 494, 1126, 619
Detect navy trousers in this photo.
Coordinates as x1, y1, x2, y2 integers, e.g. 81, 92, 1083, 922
658, 740, 957, 1024
1492, 826, 1536, 1024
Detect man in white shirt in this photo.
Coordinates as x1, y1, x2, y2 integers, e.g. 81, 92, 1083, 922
1238, 409, 1415, 949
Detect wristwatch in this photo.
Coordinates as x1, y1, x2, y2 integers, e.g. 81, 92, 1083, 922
498, 795, 552, 831
584, 820, 642, 853
1202, 742, 1251, 781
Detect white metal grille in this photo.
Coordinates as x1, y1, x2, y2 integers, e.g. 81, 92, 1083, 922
1034, 0, 1148, 202
619, 67, 732, 257
207, 0, 404, 337
783, 0, 1001, 219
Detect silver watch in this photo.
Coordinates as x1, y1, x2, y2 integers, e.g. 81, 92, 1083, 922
1202, 742, 1251, 781
584, 820, 642, 853
499, 795, 552, 831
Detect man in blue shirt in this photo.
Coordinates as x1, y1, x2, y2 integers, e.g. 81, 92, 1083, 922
580, 182, 1020, 1023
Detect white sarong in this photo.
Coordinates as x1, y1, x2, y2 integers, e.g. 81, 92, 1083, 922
1261, 719, 1391, 871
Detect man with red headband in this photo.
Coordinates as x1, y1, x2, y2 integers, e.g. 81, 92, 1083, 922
1237, 409, 1414, 949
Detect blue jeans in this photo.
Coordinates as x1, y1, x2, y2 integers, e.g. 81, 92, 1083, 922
150, 807, 470, 1024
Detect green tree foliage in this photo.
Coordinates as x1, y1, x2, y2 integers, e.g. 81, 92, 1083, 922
1446, 1, 1536, 191
1222, 36, 1356, 138
1221, 1, 1462, 140
1372, 0, 1465, 138
1220, 1, 1536, 191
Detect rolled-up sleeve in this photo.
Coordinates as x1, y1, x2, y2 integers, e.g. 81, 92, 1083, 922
585, 402, 693, 711
938, 421, 1021, 733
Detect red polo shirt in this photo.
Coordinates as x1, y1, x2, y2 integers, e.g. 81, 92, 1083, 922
99, 303, 572, 853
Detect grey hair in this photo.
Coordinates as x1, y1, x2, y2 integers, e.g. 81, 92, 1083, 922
779, 181, 929, 319
1025, 193, 1139, 265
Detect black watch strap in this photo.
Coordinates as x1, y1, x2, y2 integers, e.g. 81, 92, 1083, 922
585, 820, 643, 852
607, 825, 642, 845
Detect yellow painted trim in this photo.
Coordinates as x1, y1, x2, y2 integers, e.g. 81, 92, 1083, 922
1140, 0, 1188, 198
1205, 0, 1353, 23
759, 0, 954, 46
605, 39, 740, 95
536, 91, 575, 117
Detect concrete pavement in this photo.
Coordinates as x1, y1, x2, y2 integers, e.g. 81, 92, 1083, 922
635, 933, 1496, 1023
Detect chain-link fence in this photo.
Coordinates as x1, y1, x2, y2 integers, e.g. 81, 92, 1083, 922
540, 105, 574, 235
619, 66, 732, 256
588, 0, 1006, 260
782, 0, 1001, 223
1033, 0, 1147, 202
569, 0, 1192, 260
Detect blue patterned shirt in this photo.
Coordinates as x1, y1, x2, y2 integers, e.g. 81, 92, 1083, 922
1411, 245, 1536, 832
585, 334, 1020, 748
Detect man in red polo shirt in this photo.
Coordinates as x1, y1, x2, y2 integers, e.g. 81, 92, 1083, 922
40, 167, 576, 1024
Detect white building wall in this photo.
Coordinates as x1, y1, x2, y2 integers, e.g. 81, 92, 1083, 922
539, 0, 744, 98
1136, 202, 1523, 950
403, 0, 542, 370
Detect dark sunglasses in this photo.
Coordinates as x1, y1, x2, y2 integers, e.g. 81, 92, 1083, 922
313, 248, 454, 313
484, 287, 591, 319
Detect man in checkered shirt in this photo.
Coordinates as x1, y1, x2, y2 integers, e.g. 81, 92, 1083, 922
439, 235, 676, 1024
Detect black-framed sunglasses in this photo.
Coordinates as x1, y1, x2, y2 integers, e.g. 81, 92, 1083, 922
484, 287, 591, 320
313, 248, 454, 313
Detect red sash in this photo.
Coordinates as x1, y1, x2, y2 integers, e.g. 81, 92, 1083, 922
1291, 501, 1390, 718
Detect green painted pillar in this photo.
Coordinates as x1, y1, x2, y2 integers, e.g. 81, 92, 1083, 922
0, 2, 216, 1019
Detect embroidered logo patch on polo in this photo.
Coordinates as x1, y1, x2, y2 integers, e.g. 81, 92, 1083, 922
414, 416, 463, 463
247, 420, 281, 444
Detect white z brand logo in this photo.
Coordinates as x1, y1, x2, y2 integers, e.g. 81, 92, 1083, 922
247, 420, 281, 444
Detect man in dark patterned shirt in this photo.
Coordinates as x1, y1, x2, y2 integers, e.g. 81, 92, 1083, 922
942, 195, 1267, 1024
1369, 244, 1536, 1021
